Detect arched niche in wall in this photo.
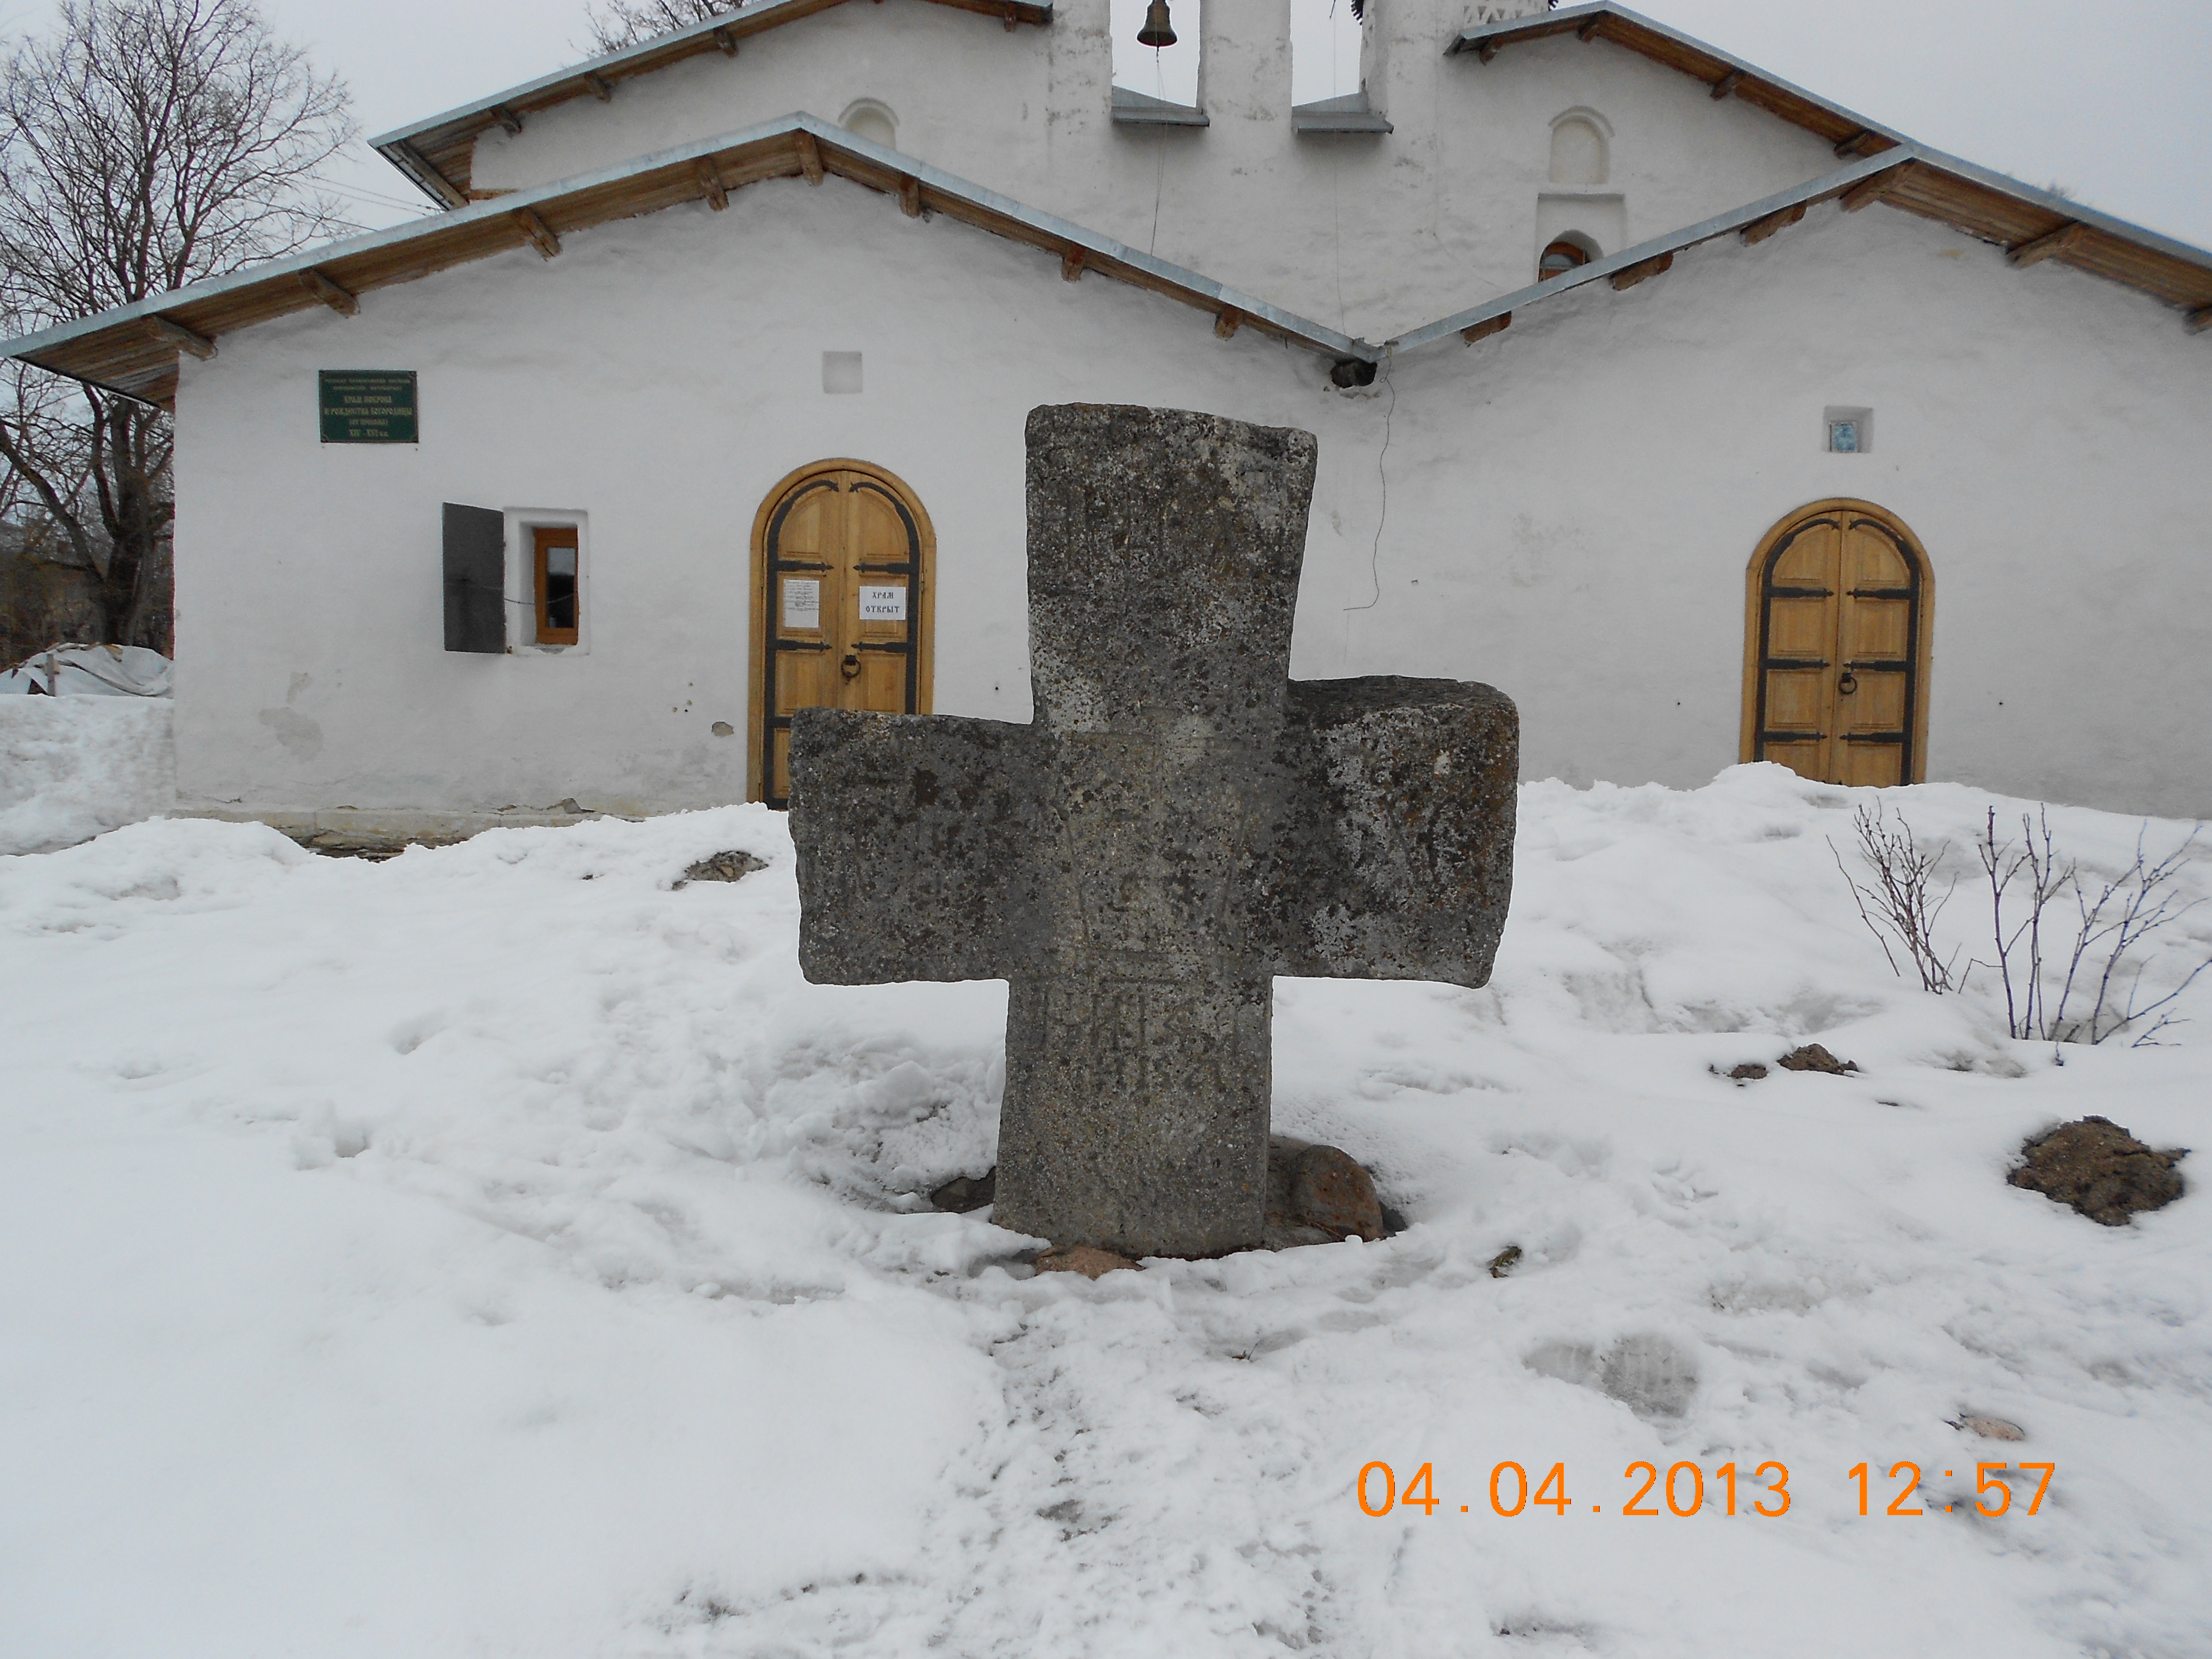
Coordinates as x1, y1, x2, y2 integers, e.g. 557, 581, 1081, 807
1548, 109, 1611, 186
840, 99, 898, 151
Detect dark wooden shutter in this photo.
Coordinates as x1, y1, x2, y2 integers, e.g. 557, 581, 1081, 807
442, 503, 506, 653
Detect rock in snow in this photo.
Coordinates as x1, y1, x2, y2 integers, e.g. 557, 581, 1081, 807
1, 762, 2208, 1657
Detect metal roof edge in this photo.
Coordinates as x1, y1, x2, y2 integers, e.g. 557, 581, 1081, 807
1387, 144, 2212, 358
368, 0, 1055, 202
1447, 3, 1908, 148
1386, 149, 1908, 356
1901, 141, 2212, 274
1, 111, 1374, 368
366, 0, 798, 154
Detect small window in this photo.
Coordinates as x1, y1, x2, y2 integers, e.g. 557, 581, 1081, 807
534, 526, 579, 645
1825, 406, 1874, 454
1539, 236, 1593, 282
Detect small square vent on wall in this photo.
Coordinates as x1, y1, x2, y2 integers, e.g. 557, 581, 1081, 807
822, 351, 863, 394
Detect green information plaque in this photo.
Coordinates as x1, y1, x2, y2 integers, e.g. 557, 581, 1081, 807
318, 370, 418, 443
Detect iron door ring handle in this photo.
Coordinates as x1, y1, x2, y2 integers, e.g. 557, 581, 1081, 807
841, 652, 861, 680
1838, 670, 1859, 695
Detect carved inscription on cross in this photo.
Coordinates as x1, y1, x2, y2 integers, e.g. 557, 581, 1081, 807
790, 405, 1517, 1260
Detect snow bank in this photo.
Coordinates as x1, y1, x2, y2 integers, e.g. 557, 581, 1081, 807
0, 696, 174, 853
0, 767, 2206, 1658
0, 642, 172, 696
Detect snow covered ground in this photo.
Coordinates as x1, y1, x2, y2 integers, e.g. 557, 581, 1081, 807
0, 697, 174, 855
2, 764, 2207, 1658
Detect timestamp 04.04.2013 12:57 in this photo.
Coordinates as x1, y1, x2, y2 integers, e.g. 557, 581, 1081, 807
1355, 1459, 2057, 1520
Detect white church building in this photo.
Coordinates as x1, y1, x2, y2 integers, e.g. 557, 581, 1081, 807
7, 0, 2210, 835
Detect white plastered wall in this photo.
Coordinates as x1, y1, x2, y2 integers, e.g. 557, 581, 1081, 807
169, 180, 1377, 820
1335, 202, 2212, 816
172, 178, 2212, 822
462, 0, 1842, 339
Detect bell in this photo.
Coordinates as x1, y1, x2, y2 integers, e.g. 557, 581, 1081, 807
1136, 0, 1177, 49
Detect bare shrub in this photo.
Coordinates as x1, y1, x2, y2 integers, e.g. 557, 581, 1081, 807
1838, 801, 2212, 1048
1831, 803, 1960, 992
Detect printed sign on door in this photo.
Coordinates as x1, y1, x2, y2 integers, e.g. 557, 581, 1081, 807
858, 583, 908, 622
782, 578, 821, 629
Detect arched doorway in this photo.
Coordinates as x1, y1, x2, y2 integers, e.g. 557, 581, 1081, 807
1741, 499, 1933, 786
749, 460, 935, 806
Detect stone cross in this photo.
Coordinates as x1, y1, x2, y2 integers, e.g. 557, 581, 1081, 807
789, 405, 1517, 1260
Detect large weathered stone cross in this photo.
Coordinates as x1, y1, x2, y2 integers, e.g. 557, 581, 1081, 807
789, 405, 1517, 1259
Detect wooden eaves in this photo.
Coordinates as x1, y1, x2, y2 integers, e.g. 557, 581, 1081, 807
372, 0, 1052, 207
0, 113, 1376, 412
1448, 2, 1907, 160
1389, 145, 2212, 357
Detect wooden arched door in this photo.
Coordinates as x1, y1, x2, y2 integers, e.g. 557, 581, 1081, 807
749, 460, 935, 806
1741, 500, 1932, 786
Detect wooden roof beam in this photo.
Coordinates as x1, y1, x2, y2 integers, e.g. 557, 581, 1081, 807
1061, 247, 1084, 282
795, 130, 824, 184
584, 72, 615, 103
1576, 16, 1603, 41
1460, 312, 1510, 345
298, 269, 359, 315
2186, 305, 2211, 334
149, 315, 215, 359
1709, 69, 1742, 100
513, 207, 561, 259
1476, 37, 1503, 63
899, 175, 922, 218
712, 25, 738, 54
1214, 308, 1243, 339
2008, 222, 2088, 268
1835, 130, 1887, 159
1739, 201, 1805, 246
696, 160, 728, 211
1610, 251, 1673, 292
492, 104, 524, 136
1841, 161, 1915, 212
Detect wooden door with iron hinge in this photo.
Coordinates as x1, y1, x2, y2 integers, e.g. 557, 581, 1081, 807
1742, 500, 1933, 786
749, 460, 935, 807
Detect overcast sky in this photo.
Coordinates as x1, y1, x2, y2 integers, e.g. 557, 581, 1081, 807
3, 0, 2207, 246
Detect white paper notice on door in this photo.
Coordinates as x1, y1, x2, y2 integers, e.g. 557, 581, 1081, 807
858, 583, 908, 622
781, 577, 821, 629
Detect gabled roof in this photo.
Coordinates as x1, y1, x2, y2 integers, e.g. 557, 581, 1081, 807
1450, 2, 1907, 161
371, 0, 1052, 208
0, 113, 1374, 411
1388, 145, 2212, 356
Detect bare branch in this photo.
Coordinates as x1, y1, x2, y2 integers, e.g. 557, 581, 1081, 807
1, 0, 354, 649
1830, 803, 1960, 993
579, 0, 729, 55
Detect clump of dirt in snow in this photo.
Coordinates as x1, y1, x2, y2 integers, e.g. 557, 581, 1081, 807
674, 849, 768, 887
1778, 1043, 1859, 1075
2009, 1116, 2186, 1226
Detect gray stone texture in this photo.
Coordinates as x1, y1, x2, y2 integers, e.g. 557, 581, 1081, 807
791, 404, 1517, 1259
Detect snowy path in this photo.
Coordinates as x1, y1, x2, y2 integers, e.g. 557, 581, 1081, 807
1, 767, 2206, 1657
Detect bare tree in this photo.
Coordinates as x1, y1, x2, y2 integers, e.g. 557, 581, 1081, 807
0, 0, 354, 650
582, 0, 728, 55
